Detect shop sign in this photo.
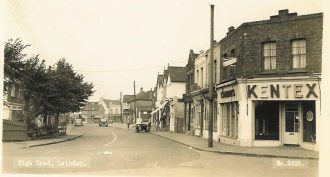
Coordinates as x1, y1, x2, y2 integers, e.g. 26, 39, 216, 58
221, 89, 235, 98
306, 111, 314, 121
247, 83, 318, 99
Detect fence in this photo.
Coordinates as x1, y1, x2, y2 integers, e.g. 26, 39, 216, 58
3, 119, 27, 141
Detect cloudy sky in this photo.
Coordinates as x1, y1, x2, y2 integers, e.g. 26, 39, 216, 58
4, 0, 324, 101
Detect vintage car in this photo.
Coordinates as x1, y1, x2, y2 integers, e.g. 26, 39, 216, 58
99, 118, 108, 127
135, 118, 151, 133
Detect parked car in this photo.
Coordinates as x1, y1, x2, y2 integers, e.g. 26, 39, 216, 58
74, 118, 83, 126
99, 118, 108, 127
135, 118, 151, 133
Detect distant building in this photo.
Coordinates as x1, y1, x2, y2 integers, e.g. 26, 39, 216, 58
151, 66, 186, 132
80, 102, 104, 123
99, 98, 122, 122
122, 88, 154, 123
3, 80, 24, 122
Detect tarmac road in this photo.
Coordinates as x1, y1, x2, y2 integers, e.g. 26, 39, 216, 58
2, 123, 318, 177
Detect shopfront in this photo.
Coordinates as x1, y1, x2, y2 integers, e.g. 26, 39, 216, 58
217, 77, 320, 151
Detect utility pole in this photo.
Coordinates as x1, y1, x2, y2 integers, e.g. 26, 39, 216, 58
208, 4, 215, 148
133, 80, 136, 123
120, 92, 123, 123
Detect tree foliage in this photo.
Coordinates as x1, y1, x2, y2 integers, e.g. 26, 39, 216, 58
3, 39, 29, 91
47, 59, 94, 117
4, 38, 94, 124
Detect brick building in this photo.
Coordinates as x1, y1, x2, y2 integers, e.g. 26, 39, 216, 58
183, 50, 199, 134
216, 9, 322, 151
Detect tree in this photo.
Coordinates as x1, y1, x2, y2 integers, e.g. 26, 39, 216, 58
3, 38, 29, 92
4, 39, 94, 128
21, 55, 50, 123
46, 58, 94, 125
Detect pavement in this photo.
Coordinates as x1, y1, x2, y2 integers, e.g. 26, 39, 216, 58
111, 123, 319, 159
2, 123, 83, 149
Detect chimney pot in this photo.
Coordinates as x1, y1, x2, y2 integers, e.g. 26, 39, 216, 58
279, 9, 289, 16
227, 26, 235, 35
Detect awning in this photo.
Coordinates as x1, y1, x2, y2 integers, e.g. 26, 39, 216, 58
150, 100, 169, 115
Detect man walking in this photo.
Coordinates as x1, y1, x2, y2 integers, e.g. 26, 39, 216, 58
126, 116, 130, 129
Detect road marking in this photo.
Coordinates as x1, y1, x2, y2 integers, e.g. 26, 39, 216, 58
103, 132, 117, 147
97, 150, 113, 155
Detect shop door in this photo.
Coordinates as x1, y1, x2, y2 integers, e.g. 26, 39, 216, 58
283, 103, 300, 145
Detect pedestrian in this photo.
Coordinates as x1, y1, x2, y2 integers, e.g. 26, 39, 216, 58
126, 116, 130, 129
35, 115, 43, 137
155, 119, 160, 131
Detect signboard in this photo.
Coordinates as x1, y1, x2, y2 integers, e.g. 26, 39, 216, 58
247, 82, 319, 100
221, 89, 235, 98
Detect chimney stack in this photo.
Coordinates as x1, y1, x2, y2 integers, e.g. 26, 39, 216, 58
227, 26, 235, 35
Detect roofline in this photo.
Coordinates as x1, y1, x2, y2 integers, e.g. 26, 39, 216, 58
218, 12, 323, 44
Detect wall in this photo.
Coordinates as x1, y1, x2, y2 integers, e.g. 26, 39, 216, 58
166, 82, 185, 99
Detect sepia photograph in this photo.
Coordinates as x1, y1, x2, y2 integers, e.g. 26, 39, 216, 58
1, 0, 329, 177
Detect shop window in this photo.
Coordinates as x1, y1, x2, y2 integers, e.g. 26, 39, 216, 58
303, 101, 316, 143
263, 42, 276, 70
292, 39, 306, 69
213, 101, 218, 130
195, 105, 201, 129
221, 102, 238, 138
205, 104, 208, 130
255, 101, 279, 140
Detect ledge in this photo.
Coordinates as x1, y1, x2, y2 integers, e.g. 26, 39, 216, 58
259, 71, 278, 75
288, 69, 307, 74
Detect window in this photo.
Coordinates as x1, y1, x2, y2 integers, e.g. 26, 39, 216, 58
214, 60, 217, 84
263, 42, 276, 70
230, 49, 236, 57
255, 101, 279, 140
11, 84, 16, 97
221, 102, 238, 138
18, 88, 22, 98
196, 70, 199, 85
229, 65, 236, 77
213, 100, 217, 130
292, 39, 306, 69
200, 67, 203, 87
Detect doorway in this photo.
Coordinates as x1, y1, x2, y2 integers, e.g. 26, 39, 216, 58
283, 102, 300, 145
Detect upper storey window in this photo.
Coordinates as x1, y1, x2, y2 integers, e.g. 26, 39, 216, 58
292, 39, 306, 69
263, 42, 276, 70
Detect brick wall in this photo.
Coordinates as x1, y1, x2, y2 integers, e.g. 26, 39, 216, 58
220, 10, 323, 82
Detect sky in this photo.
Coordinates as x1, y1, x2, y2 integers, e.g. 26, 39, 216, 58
3, 0, 324, 101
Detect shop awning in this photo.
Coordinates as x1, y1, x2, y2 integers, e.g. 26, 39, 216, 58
150, 100, 170, 115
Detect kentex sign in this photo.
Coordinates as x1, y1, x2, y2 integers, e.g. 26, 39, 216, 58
247, 82, 319, 100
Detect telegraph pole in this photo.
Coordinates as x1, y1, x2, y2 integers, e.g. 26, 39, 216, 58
208, 4, 215, 148
120, 92, 123, 123
133, 80, 136, 123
